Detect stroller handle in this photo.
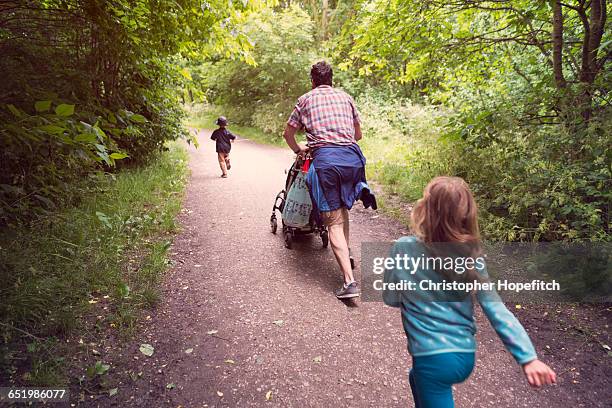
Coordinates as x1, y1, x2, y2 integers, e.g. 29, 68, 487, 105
294, 148, 312, 163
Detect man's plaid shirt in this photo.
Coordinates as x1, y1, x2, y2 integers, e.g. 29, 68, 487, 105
287, 85, 360, 148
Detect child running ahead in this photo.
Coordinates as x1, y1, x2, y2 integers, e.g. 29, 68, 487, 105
210, 116, 236, 178
383, 176, 556, 408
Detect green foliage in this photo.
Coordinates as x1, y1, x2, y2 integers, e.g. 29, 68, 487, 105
200, 5, 317, 135
356, 93, 455, 200
0, 143, 188, 385
0, 0, 259, 224
446, 107, 611, 241
185, 0, 610, 243
333, 0, 611, 241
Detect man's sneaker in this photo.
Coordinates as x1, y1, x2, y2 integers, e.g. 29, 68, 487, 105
221, 174, 228, 178
335, 282, 360, 299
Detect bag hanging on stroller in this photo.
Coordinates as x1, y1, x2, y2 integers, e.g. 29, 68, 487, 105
270, 155, 328, 249
281, 169, 312, 228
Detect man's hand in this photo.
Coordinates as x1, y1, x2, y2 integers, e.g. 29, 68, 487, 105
522, 359, 556, 387
295, 143, 308, 156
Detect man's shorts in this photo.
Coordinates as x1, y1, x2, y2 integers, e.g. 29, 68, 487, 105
320, 208, 348, 226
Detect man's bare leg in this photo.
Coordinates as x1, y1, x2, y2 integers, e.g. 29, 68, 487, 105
328, 223, 354, 284
342, 207, 350, 247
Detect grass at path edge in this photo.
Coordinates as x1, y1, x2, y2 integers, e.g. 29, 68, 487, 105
0, 141, 189, 386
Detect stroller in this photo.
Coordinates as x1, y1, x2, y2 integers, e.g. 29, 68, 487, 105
270, 154, 329, 249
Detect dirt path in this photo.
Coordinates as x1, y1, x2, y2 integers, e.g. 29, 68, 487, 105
90, 131, 603, 407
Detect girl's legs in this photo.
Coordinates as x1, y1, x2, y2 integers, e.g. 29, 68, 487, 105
409, 353, 475, 408
409, 369, 422, 408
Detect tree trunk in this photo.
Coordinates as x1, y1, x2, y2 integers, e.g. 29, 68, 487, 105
321, 0, 328, 40
578, 0, 606, 121
550, 0, 566, 88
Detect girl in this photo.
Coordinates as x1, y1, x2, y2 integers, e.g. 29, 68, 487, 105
383, 176, 556, 408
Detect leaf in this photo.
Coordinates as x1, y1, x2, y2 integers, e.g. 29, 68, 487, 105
515, 304, 522, 309
265, 390, 272, 401
110, 152, 129, 160
602, 344, 611, 351
207, 330, 218, 335
74, 133, 97, 143
139, 343, 154, 357
35, 100, 52, 112
55, 104, 75, 116
96, 211, 112, 229
98, 151, 112, 166
109, 388, 118, 397
272, 320, 284, 327
217, 391, 224, 397
224, 359, 235, 364
130, 114, 147, 123
166, 383, 175, 389
7, 104, 23, 117
118, 282, 130, 298
94, 361, 110, 375
39, 124, 65, 135
180, 68, 192, 80
185, 348, 194, 354
312, 356, 322, 363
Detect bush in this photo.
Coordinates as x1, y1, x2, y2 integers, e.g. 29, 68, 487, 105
356, 92, 454, 201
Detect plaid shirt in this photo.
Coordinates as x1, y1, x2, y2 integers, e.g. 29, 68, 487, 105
287, 85, 360, 148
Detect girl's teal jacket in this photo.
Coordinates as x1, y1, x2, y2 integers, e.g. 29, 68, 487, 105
383, 236, 537, 365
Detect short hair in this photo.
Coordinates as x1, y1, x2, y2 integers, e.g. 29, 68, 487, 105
310, 61, 333, 87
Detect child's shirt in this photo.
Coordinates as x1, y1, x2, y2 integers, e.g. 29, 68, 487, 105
383, 236, 537, 365
211, 127, 236, 153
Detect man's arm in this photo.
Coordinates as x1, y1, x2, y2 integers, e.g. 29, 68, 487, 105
283, 124, 307, 154
354, 122, 362, 141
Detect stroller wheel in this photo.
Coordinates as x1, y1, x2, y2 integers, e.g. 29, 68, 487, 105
284, 231, 293, 249
270, 214, 278, 234
321, 230, 329, 248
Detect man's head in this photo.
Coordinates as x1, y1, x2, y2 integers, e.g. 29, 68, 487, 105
310, 61, 333, 88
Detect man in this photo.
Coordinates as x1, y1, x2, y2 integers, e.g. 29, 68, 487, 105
283, 61, 376, 299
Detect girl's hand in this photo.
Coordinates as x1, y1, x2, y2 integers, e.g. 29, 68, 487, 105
522, 359, 556, 387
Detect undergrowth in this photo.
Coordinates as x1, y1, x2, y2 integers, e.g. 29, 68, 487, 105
0, 142, 189, 386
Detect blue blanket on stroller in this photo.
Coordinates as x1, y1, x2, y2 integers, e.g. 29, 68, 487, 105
306, 144, 376, 220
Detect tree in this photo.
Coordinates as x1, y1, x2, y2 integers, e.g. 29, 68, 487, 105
202, 5, 317, 134
338, 0, 610, 123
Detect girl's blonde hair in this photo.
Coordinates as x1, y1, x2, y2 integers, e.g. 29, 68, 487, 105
411, 176, 482, 282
